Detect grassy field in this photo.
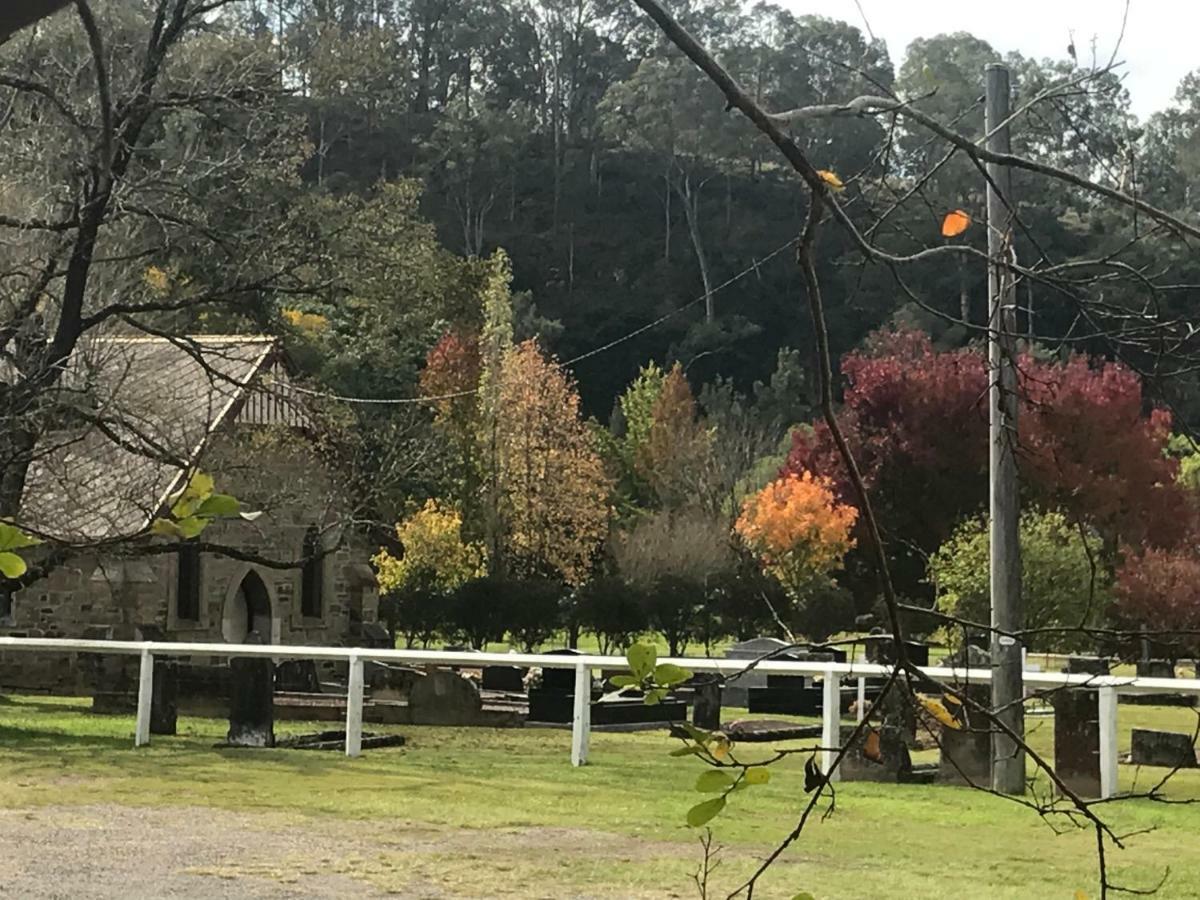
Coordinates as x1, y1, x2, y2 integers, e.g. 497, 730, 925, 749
1, 694, 1198, 898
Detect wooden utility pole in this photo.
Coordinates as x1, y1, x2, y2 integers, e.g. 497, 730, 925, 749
985, 63, 1025, 796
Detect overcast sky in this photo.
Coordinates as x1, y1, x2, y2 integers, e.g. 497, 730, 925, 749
780, 0, 1192, 120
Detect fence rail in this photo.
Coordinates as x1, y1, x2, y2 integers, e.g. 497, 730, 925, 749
2, 636, 1198, 798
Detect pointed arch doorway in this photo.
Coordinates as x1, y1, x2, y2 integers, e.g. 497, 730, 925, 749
222, 568, 275, 644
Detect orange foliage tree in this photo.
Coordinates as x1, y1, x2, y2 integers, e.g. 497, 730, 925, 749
735, 472, 858, 597
494, 339, 611, 584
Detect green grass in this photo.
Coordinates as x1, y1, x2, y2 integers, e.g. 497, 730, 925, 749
1, 694, 1198, 898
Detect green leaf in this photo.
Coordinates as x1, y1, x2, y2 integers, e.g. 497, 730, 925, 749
195, 493, 240, 518
744, 767, 771, 785
653, 663, 692, 687
686, 796, 726, 828
150, 518, 183, 538
677, 723, 714, 745
627, 642, 657, 680
790, 893, 816, 900
0, 522, 40, 553
175, 516, 209, 539
643, 688, 666, 706
608, 674, 640, 688
695, 770, 734, 793
187, 470, 215, 500
0, 551, 27, 579
669, 745, 702, 757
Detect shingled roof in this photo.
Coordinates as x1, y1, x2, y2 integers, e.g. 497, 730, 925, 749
18, 334, 302, 542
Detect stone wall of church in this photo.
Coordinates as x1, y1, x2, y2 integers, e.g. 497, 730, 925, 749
0, 426, 380, 693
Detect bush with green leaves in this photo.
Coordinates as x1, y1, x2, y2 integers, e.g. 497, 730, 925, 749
448, 577, 513, 649
504, 577, 566, 651
572, 577, 648, 654
378, 566, 447, 648
928, 508, 1110, 651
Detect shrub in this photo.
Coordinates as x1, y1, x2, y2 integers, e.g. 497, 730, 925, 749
573, 577, 648, 655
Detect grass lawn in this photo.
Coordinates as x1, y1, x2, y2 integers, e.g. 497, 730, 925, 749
1, 694, 1198, 898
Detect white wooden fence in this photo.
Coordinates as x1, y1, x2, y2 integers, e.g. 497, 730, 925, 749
2, 636, 1198, 800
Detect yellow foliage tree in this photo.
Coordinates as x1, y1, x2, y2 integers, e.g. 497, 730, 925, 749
735, 472, 857, 595
373, 499, 486, 593
493, 339, 611, 584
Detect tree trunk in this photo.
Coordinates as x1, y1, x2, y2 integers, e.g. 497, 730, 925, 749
677, 174, 713, 320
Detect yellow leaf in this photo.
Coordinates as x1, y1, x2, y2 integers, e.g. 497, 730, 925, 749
817, 169, 845, 192
711, 735, 732, 760
941, 209, 971, 237
916, 694, 962, 730
1074, 892, 1088, 900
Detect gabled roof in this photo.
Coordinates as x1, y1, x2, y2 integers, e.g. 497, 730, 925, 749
18, 334, 302, 542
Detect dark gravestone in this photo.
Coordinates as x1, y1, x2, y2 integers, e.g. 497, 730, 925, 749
936, 685, 991, 786
539, 648, 581, 693
839, 724, 912, 782
1052, 690, 1100, 797
865, 637, 929, 667
276, 659, 321, 693
1135, 660, 1175, 679
1130, 729, 1197, 768
481, 665, 525, 693
409, 669, 483, 725
722, 719, 821, 742
692, 677, 722, 731
1065, 657, 1111, 676
150, 659, 178, 736
227, 632, 275, 747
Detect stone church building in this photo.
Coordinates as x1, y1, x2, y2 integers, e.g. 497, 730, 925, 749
0, 334, 381, 691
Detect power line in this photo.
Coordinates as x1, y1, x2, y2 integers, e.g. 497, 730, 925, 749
274, 236, 800, 406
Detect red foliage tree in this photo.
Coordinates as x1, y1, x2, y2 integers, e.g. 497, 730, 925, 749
786, 329, 1192, 603
1113, 548, 1200, 658
420, 328, 482, 422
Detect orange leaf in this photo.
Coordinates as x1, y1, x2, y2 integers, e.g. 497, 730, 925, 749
941, 209, 971, 237
863, 729, 883, 763
817, 169, 845, 192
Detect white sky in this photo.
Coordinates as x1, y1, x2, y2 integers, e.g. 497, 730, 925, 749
780, 0, 1193, 120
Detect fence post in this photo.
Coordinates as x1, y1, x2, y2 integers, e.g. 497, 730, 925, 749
571, 662, 591, 767
822, 667, 841, 781
134, 646, 154, 748
1098, 686, 1118, 798
345, 654, 364, 758
856, 676, 866, 723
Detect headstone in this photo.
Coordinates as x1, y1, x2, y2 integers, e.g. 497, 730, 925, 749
943, 644, 990, 670
692, 677, 721, 731
150, 659, 178, 736
227, 632, 274, 747
1065, 657, 1111, 676
540, 648, 582, 693
408, 669, 483, 725
865, 637, 929, 667
1052, 689, 1100, 797
724, 637, 791, 708
1135, 659, 1175, 679
276, 659, 322, 693
936, 685, 990, 786
1130, 729, 1197, 768
839, 724, 912, 782
482, 665, 525, 693
722, 719, 821, 742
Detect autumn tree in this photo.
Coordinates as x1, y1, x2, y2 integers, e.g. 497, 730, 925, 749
373, 499, 485, 647
1113, 548, 1200, 660
635, 363, 712, 510
735, 472, 857, 625
787, 330, 1193, 606
492, 339, 610, 584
